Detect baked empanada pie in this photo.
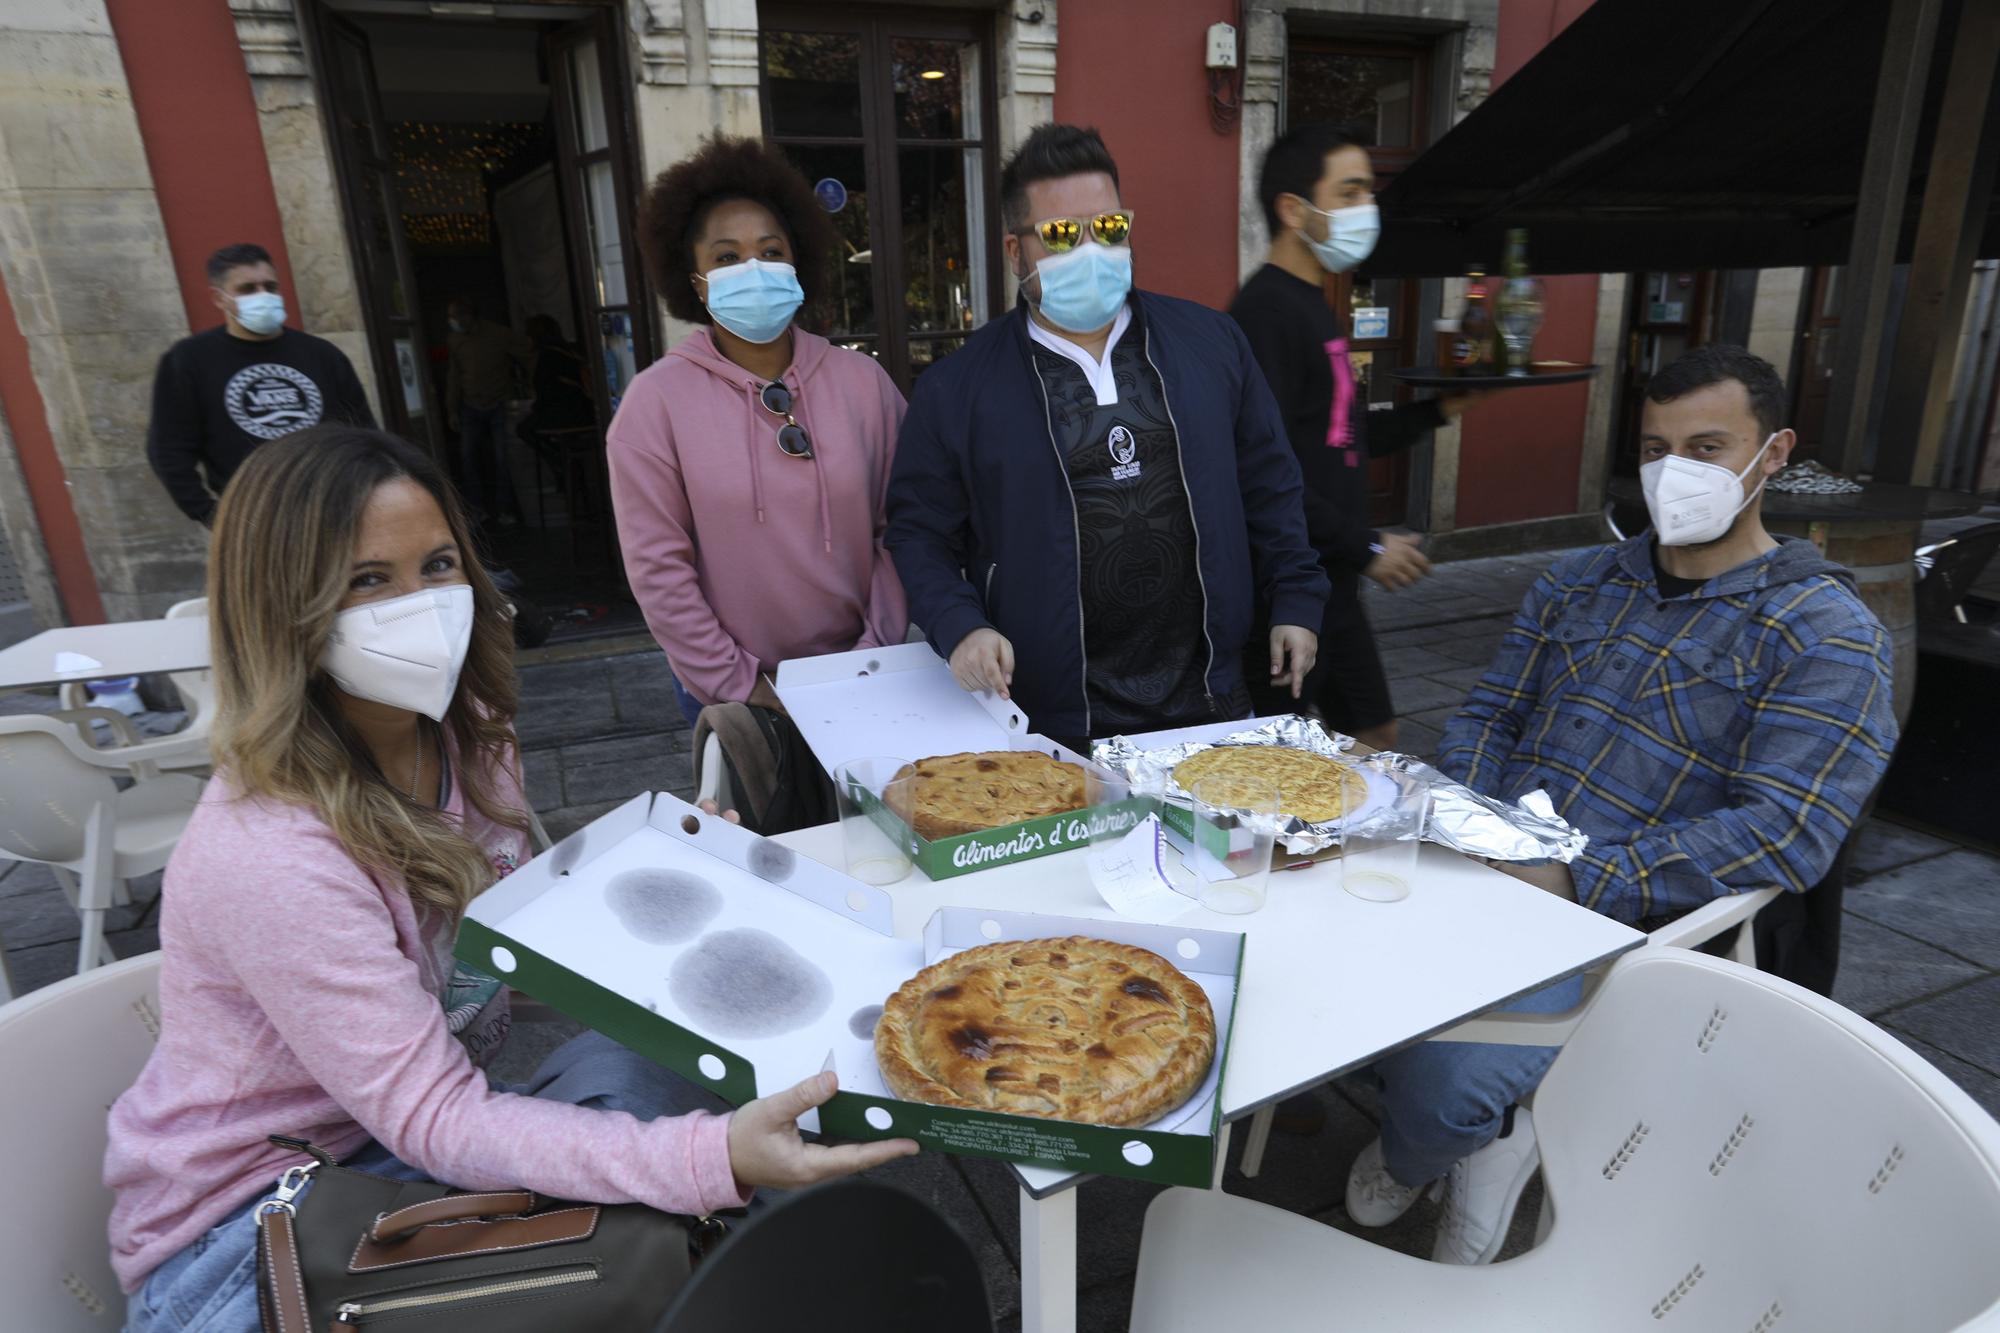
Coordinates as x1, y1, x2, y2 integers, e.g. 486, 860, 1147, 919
874, 936, 1215, 1126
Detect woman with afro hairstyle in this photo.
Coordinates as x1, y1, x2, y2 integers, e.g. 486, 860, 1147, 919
608, 134, 908, 724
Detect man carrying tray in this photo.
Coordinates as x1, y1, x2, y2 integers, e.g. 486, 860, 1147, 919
885, 124, 1329, 753
1343, 344, 1898, 1265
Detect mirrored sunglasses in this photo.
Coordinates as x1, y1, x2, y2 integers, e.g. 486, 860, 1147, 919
1021, 210, 1135, 254
759, 381, 813, 458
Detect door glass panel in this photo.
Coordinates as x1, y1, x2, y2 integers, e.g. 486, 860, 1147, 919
1287, 51, 1418, 147
599, 310, 636, 414
581, 160, 627, 306
763, 31, 864, 137
1819, 267, 1843, 318
331, 39, 381, 160
568, 36, 609, 152
899, 146, 986, 334
778, 144, 875, 340
908, 336, 965, 375
893, 37, 979, 139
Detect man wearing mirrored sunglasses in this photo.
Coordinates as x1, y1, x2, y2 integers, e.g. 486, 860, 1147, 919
886, 124, 1328, 751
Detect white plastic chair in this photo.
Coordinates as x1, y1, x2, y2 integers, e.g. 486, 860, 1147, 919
0, 951, 161, 1330
0, 715, 204, 1001
1235, 885, 1782, 1175
58, 598, 215, 774
695, 728, 734, 812
1131, 949, 2000, 1332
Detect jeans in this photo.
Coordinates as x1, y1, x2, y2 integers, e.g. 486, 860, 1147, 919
125, 1031, 728, 1333
456, 403, 515, 520
672, 675, 705, 729
1372, 973, 1585, 1189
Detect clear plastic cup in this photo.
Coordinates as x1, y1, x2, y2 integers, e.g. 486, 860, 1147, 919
1186, 774, 1278, 915
835, 756, 915, 885
1342, 774, 1431, 902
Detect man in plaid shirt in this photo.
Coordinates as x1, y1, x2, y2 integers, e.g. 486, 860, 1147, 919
1345, 344, 1898, 1264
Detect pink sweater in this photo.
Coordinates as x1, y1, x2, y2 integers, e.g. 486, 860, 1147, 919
607, 327, 908, 705
104, 752, 747, 1292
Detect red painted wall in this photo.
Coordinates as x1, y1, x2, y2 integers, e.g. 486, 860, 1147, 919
1453, 0, 1601, 529
0, 269, 107, 624
106, 0, 295, 334
1054, 0, 1240, 311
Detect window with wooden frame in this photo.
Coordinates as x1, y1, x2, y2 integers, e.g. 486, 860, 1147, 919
758, 5, 1002, 392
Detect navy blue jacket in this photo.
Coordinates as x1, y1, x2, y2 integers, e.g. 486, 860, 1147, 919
885, 292, 1330, 740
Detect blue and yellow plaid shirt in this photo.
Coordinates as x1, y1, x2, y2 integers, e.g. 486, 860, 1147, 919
1438, 535, 1899, 925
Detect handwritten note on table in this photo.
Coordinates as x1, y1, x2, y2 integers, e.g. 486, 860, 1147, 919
1087, 815, 1198, 924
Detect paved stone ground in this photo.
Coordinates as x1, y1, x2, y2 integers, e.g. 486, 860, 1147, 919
5, 548, 1998, 1330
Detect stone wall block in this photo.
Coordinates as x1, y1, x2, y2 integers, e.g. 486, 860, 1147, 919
0, 31, 154, 191
63, 460, 204, 610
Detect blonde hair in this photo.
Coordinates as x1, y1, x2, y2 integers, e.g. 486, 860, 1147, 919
208, 426, 527, 917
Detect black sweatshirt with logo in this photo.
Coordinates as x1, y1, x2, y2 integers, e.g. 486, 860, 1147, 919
146, 325, 377, 524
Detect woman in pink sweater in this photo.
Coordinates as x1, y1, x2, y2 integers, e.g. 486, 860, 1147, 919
610, 135, 908, 725
105, 427, 913, 1330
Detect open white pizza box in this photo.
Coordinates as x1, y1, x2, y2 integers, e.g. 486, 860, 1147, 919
458, 790, 1245, 1187
775, 642, 1150, 880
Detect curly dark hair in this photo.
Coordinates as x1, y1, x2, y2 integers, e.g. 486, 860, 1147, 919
637, 135, 837, 326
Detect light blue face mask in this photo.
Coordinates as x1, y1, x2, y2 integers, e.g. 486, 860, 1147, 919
1030, 242, 1132, 335
233, 291, 286, 336
701, 258, 804, 345
1298, 201, 1380, 274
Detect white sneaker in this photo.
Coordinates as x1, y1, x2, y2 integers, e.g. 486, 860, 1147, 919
1432, 1105, 1540, 1265
1345, 1137, 1424, 1227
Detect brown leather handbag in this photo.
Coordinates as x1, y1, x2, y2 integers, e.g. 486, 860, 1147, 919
252, 1137, 725, 1331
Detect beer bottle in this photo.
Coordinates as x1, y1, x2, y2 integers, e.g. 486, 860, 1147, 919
1456, 269, 1496, 375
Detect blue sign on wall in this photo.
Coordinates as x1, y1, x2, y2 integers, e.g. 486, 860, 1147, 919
815, 178, 848, 213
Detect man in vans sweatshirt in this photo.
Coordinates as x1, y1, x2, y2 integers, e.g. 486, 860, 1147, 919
146, 242, 375, 525
886, 125, 1328, 751
1344, 344, 1898, 1268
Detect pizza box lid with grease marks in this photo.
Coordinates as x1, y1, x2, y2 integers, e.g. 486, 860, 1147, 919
776, 643, 1150, 880
456, 790, 1245, 1187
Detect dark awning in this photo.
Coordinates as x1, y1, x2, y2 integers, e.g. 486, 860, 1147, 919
1370, 0, 1998, 277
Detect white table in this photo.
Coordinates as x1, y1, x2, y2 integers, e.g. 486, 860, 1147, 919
0, 617, 210, 691
771, 825, 1643, 1333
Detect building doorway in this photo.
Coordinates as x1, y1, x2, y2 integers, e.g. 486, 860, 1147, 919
307, 0, 651, 642
1789, 266, 1842, 463
1285, 32, 1434, 527
1610, 270, 1710, 480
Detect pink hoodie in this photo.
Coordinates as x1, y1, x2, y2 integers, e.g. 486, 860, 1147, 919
103, 749, 746, 1291
607, 327, 908, 705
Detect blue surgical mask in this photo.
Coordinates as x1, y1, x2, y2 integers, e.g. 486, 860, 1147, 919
1299, 202, 1380, 274
1030, 243, 1132, 335
701, 259, 804, 345
233, 291, 286, 336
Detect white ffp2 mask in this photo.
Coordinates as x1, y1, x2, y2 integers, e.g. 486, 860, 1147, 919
1640, 433, 1777, 546
320, 586, 475, 721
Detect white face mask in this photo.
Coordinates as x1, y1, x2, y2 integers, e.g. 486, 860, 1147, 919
233, 291, 286, 336
320, 586, 476, 722
1298, 201, 1380, 274
1640, 433, 1777, 546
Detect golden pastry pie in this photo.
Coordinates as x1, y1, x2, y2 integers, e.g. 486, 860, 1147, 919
886, 751, 1087, 840
1171, 745, 1370, 824
875, 936, 1216, 1126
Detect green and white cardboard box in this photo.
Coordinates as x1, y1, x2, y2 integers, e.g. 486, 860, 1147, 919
457, 789, 1246, 1188
775, 642, 1150, 880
